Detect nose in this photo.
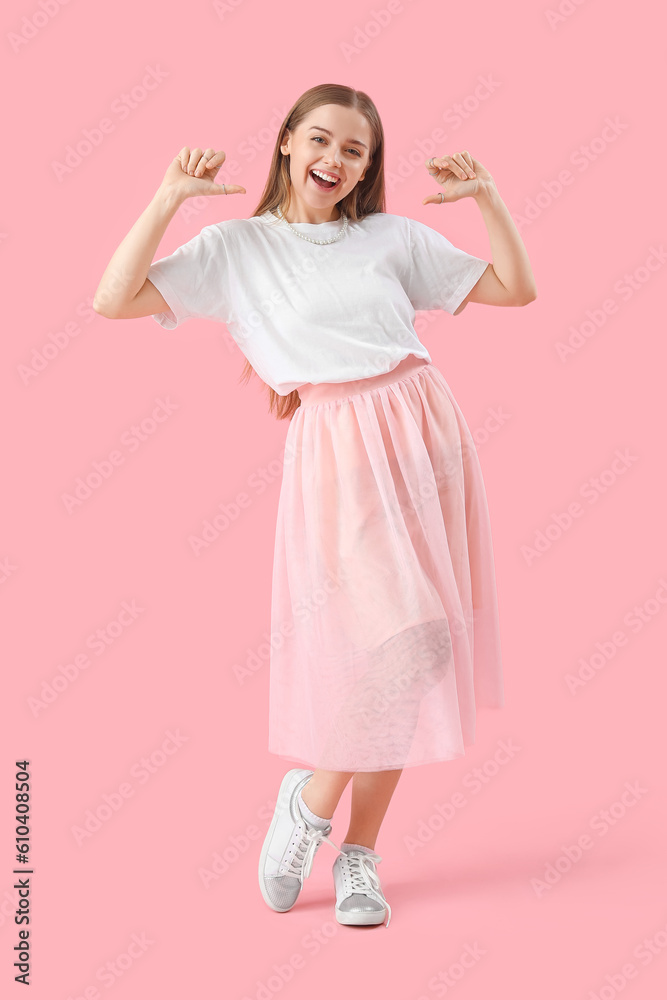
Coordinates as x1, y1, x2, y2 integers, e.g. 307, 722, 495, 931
324, 148, 342, 167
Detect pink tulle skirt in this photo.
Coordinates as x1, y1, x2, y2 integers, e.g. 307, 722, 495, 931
268, 354, 504, 772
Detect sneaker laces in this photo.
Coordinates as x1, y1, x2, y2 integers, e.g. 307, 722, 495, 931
282, 820, 341, 885
339, 850, 392, 928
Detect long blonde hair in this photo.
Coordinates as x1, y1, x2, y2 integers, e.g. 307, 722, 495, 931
240, 83, 387, 420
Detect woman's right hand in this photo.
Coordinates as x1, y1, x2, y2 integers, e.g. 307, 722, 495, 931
159, 147, 246, 201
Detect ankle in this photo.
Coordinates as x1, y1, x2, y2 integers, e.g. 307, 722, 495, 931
341, 841, 376, 855
300, 783, 333, 822
342, 836, 376, 851
297, 788, 331, 828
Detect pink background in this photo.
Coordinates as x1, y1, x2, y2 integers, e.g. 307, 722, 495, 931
2, 0, 666, 997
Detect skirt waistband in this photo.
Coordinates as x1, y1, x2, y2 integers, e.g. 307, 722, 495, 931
297, 354, 431, 407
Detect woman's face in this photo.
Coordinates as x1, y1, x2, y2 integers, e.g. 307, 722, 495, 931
280, 104, 373, 214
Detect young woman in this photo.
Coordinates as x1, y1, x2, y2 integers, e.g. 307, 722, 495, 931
94, 83, 536, 929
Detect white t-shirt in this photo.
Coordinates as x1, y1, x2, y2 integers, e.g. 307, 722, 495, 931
147, 209, 489, 395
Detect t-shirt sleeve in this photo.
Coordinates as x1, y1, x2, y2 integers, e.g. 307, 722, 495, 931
146, 223, 231, 330
405, 216, 490, 314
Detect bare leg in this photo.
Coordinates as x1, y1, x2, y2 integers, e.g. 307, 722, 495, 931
342, 769, 403, 850
300, 768, 355, 820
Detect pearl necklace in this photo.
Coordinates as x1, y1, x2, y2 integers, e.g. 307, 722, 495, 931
274, 206, 349, 245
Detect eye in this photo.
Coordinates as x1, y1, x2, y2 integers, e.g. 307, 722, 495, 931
311, 136, 362, 157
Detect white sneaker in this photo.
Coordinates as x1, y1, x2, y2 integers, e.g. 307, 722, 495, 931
259, 768, 341, 913
332, 846, 392, 927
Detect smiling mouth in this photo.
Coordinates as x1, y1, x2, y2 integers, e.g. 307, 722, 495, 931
309, 169, 341, 190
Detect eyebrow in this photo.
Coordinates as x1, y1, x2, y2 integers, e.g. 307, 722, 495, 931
307, 126, 368, 150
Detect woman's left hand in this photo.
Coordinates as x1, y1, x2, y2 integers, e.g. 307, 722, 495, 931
422, 152, 494, 205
